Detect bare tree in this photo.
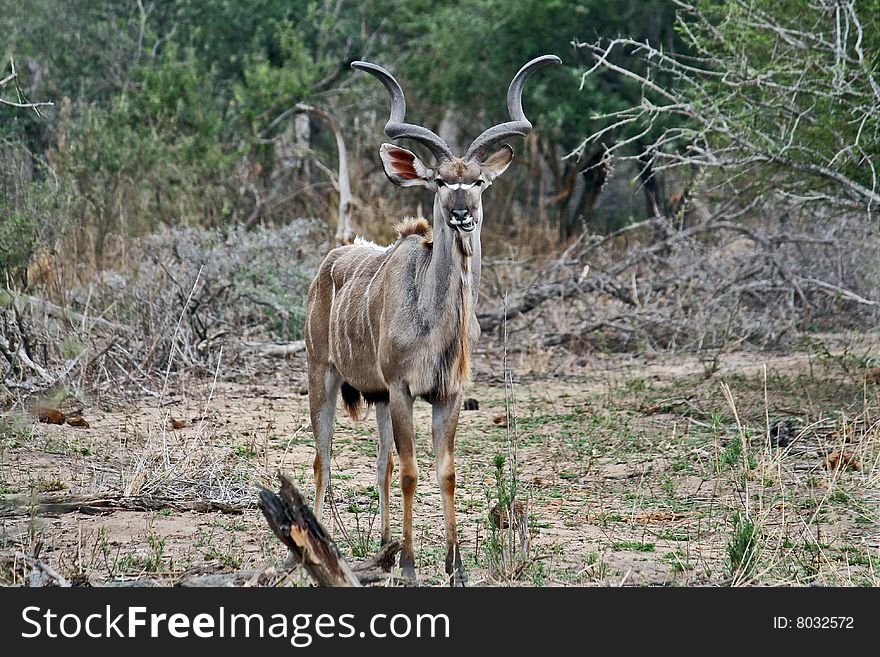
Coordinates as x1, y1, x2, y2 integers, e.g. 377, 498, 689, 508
570, 0, 879, 216
294, 103, 356, 245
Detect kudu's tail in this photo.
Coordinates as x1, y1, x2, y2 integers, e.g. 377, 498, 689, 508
340, 382, 364, 421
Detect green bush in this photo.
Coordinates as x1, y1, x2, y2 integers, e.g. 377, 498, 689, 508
0, 212, 37, 280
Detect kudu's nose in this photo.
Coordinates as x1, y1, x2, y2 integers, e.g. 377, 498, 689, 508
449, 208, 475, 231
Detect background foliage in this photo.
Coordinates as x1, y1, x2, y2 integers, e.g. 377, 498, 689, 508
0, 0, 877, 356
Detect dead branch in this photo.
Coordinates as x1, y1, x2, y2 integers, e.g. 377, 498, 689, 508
0, 493, 245, 517
349, 541, 403, 584
478, 279, 583, 331
259, 471, 401, 586
480, 193, 878, 349
240, 340, 307, 357
258, 472, 361, 586
12, 292, 128, 332
8, 551, 71, 587
95, 566, 287, 588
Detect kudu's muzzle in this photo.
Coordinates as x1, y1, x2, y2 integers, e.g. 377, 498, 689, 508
449, 208, 476, 232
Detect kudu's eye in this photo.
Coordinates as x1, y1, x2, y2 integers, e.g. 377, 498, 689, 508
475, 179, 485, 186
435, 179, 446, 188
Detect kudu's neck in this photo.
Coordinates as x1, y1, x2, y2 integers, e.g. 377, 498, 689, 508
422, 196, 481, 313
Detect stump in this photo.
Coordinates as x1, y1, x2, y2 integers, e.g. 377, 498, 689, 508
258, 471, 401, 586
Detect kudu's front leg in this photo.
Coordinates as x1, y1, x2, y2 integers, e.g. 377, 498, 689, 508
309, 364, 341, 519
432, 394, 465, 586
374, 402, 395, 546
388, 384, 418, 582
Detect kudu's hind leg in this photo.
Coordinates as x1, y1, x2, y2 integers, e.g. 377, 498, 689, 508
375, 402, 395, 546
388, 385, 418, 582
432, 394, 465, 586
309, 363, 342, 519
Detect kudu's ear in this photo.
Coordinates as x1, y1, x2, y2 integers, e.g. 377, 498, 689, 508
481, 144, 514, 182
380, 143, 433, 188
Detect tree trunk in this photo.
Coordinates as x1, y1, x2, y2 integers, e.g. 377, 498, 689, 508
259, 472, 362, 586
296, 103, 355, 245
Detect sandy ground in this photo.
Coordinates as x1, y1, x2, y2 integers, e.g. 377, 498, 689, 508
2, 334, 879, 586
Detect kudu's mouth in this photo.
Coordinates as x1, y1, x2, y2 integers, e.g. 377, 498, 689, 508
449, 214, 476, 232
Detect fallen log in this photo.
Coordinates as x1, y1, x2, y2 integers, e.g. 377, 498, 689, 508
0, 493, 245, 516
241, 340, 307, 357
477, 278, 583, 331
259, 471, 401, 587
97, 567, 285, 588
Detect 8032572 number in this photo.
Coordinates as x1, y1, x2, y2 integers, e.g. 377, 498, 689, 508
798, 617, 853, 629
788, 617, 854, 629
774, 616, 854, 629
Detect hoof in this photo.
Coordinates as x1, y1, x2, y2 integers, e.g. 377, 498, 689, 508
448, 569, 467, 587
400, 565, 418, 585
399, 551, 418, 585
445, 544, 466, 586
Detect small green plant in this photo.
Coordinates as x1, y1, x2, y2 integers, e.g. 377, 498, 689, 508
526, 560, 546, 586
92, 526, 114, 576
484, 453, 530, 580
664, 550, 693, 573
657, 528, 689, 542
626, 378, 647, 392
203, 544, 242, 570
792, 540, 822, 580
584, 551, 608, 580
718, 435, 756, 473
718, 438, 740, 469
728, 512, 759, 580
708, 413, 726, 432
612, 541, 655, 552
233, 443, 257, 459
142, 533, 167, 572
330, 487, 378, 560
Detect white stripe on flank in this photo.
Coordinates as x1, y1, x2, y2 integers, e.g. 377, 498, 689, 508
344, 257, 369, 364
363, 256, 389, 352
332, 261, 346, 364
330, 260, 338, 307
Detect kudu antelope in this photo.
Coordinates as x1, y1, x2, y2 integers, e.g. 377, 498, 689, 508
305, 54, 560, 584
